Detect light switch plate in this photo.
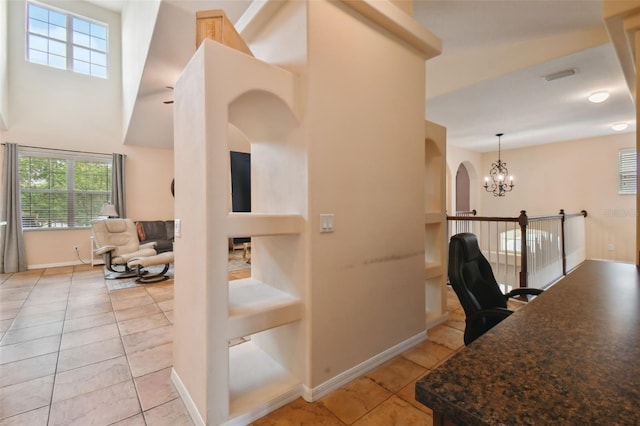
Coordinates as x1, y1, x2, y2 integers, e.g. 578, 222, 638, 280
320, 214, 334, 233
174, 219, 181, 238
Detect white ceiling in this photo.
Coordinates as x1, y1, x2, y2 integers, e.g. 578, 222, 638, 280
415, 0, 635, 152
106, 0, 636, 152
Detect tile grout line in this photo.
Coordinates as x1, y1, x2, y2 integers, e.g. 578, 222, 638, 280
47, 268, 73, 426
0, 270, 43, 345
108, 275, 149, 425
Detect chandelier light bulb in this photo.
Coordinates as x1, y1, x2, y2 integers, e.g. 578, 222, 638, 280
588, 91, 610, 103
611, 122, 628, 131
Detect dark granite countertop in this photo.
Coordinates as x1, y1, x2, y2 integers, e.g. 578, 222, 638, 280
416, 260, 640, 425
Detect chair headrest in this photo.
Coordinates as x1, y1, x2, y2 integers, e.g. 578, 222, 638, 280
97, 219, 128, 233
451, 233, 482, 261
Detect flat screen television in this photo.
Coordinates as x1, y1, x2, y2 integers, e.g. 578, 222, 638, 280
230, 151, 251, 245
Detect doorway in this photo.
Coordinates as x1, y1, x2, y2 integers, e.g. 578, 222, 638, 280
456, 163, 470, 213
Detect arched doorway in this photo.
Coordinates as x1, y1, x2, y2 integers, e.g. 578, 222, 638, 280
456, 163, 470, 213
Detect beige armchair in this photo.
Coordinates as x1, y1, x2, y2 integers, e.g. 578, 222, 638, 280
92, 218, 157, 279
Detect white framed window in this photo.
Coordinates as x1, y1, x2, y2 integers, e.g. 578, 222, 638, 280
19, 148, 112, 229
619, 148, 637, 195
26, 2, 108, 78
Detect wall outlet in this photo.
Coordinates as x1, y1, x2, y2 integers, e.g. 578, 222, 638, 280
73, 245, 79, 252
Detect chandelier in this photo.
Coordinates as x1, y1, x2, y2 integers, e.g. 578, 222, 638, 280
484, 133, 514, 197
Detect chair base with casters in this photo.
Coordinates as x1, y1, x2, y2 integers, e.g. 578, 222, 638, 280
448, 232, 544, 345
127, 252, 174, 284
100, 248, 156, 280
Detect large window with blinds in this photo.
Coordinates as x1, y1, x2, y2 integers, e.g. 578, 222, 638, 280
19, 148, 112, 229
619, 148, 637, 195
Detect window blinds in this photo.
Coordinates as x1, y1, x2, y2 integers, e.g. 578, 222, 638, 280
619, 148, 637, 195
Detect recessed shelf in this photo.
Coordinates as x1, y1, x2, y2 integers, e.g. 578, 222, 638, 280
229, 341, 301, 419
425, 262, 442, 279
228, 278, 303, 340
424, 212, 443, 224
227, 213, 304, 237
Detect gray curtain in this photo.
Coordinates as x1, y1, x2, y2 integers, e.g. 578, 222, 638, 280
0, 143, 27, 273
112, 153, 126, 218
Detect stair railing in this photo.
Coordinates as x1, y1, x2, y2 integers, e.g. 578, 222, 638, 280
447, 210, 588, 290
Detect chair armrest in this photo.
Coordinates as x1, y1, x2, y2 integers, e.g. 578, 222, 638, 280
505, 288, 544, 299
95, 245, 116, 256
467, 307, 513, 323
139, 242, 157, 250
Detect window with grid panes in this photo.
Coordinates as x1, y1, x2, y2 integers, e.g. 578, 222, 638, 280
19, 148, 112, 229
26, 2, 108, 78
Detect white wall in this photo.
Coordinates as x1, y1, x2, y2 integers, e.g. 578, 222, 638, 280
120, 0, 161, 138
4, 0, 174, 268
7, 0, 122, 148
479, 132, 636, 262
304, 0, 428, 387
0, 0, 7, 129
238, 0, 435, 393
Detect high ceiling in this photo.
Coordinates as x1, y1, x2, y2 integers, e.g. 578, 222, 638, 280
416, 0, 635, 152
105, 0, 635, 152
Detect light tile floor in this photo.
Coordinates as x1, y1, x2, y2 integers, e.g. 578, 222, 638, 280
0, 264, 468, 425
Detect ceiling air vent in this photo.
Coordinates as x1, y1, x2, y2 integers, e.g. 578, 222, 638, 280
544, 68, 577, 82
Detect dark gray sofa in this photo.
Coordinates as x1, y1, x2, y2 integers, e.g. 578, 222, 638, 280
135, 220, 174, 253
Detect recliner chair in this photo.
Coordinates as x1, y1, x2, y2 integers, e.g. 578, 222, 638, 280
92, 218, 157, 279
448, 232, 543, 345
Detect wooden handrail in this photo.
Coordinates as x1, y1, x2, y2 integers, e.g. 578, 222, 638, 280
447, 209, 588, 289
446, 215, 520, 222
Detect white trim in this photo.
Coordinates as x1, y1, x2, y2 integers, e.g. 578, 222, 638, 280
237, 0, 442, 60
171, 368, 205, 426
301, 331, 427, 402
223, 385, 302, 426
27, 260, 88, 269
426, 311, 449, 330
236, 0, 287, 42
339, 0, 442, 59
171, 367, 301, 426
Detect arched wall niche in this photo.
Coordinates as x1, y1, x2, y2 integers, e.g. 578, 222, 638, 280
227, 88, 304, 214
228, 89, 298, 143
424, 137, 442, 213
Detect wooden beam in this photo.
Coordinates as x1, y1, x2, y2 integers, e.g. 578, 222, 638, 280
196, 9, 253, 57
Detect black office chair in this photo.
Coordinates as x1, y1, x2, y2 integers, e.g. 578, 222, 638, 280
448, 233, 543, 345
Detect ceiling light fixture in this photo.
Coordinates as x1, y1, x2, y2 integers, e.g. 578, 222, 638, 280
484, 133, 514, 197
588, 91, 610, 103
611, 122, 629, 131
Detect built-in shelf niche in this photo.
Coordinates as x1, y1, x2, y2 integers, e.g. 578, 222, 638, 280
173, 39, 305, 425
424, 121, 447, 327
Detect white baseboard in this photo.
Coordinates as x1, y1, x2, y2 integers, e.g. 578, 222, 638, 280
172, 332, 427, 425
171, 368, 300, 426
426, 311, 449, 330
27, 260, 91, 270
301, 330, 427, 402
224, 386, 302, 426
171, 368, 205, 426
